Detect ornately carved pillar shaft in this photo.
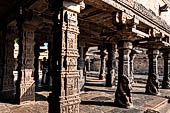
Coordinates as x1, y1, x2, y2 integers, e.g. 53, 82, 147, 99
162, 52, 170, 89
15, 24, 35, 103
99, 49, 106, 80
0, 28, 6, 91
145, 49, 159, 95
105, 44, 113, 87
48, 1, 82, 113
114, 41, 133, 108
2, 33, 15, 91
0, 26, 15, 101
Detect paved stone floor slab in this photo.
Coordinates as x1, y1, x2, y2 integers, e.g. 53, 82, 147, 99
0, 76, 170, 113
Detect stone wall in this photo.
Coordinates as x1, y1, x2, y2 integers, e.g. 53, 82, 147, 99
134, 52, 164, 76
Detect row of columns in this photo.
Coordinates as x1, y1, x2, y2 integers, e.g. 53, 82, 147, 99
0, 1, 170, 113
90, 41, 170, 108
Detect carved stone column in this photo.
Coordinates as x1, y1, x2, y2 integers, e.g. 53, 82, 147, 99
0, 27, 6, 91
129, 50, 137, 84
114, 41, 133, 108
0, 26, 15, 100
2, 32, 15, 91
162, 52, 170, 89
46, 42, 52, 86
86, 58, 91, 72
15, 24, 35, 103
105, 44, 113, 87
48, 1, 82, 113
34, 37, 40, 87
99, 49, 106, 80
78, 41, 86, 91
145, 49, 159, 95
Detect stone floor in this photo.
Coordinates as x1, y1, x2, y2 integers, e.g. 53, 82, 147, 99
0, 76, 170, 113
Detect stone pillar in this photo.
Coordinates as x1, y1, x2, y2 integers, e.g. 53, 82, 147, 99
145, 49, 159, 95
15, 24, 35, 103
48, 1, 82, 113
0, 28, 6, 91
162, 52, 170, 89
105, 44, 113, 87
129, 51, 136, 84
2, 33, 15, 91
46, 42, 52, 86
113, 51, 119, 86
78, 44, 86, 91
0, 26, 15, 100
34, 38, 40, 87
99, 50, 106, 80
114, 41, 133, 108
86, 58, 91, 72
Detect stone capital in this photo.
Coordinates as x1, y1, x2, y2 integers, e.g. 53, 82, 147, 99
63, 1, 83, 13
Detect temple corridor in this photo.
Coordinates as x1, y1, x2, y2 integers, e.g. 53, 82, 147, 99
0, 76, 170, 113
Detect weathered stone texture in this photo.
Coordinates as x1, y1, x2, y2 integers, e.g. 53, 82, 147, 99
48, 1, 81, 113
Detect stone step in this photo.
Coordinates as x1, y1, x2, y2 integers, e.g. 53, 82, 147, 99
141, 97, 168, 111
156, 102, 170, 113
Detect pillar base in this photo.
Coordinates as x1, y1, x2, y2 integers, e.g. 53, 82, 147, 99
48, 93, 80, 113
0, 90, 15, 103
114, 75, 133, 108
15, 82, 35, 104
145, 73, 159, 95
114, 100, 133, 109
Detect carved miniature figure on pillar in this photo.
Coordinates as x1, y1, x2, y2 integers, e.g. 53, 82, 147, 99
114, 41, 133, 108
145, 49, 159, 95
162, 52, 170, 89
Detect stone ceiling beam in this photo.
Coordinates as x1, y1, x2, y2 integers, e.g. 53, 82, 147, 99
85, 0, 170, 37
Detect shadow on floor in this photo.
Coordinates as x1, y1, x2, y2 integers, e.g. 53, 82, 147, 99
84, 87, 115, 94
132, 91, 146, 95
35, 85, 52, 92
81, 100, 115, 107
85, 82, 105, 87
35, 93, 47, 101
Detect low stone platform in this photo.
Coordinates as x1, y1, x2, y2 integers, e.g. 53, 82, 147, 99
0, 76, 170, 113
